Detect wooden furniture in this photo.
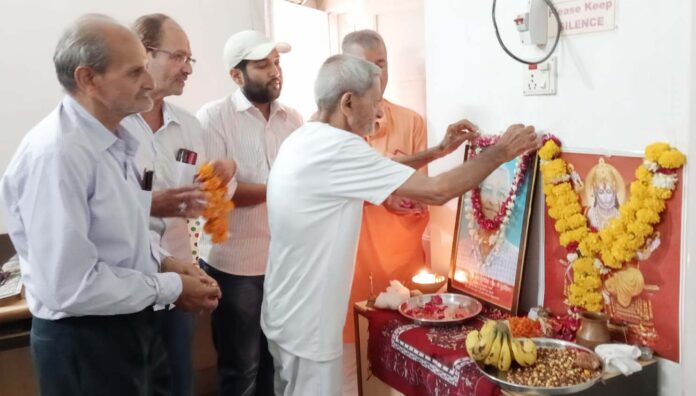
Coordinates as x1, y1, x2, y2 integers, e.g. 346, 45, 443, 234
0, 298, 219, 396
0, 298, 36, 396
354, 301, 658, 396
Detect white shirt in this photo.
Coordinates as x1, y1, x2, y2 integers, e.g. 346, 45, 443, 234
123, 102, 207, 262
458, 238, 520, 286
0, 96, 182, 320
197, 90, 303, 275
261, 122, 415, 361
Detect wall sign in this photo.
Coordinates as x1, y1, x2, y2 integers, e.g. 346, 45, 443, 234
549, 0, 617, 35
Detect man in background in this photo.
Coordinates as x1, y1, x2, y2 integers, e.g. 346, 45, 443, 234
341, 29, 468, 342
0, 15, 220, 395
125, 14, 236, 395
197, 30, 303, 395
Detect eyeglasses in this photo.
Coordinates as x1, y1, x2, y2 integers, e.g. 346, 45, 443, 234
147, 47, 196, 65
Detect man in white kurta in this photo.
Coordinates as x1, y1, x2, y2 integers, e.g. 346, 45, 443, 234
261, 54, 540, 395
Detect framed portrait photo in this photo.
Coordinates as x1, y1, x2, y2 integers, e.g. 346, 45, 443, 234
449, 145, 538, 314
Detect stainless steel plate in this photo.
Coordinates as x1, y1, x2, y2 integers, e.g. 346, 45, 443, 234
475, 338, 604, 395
398, 293, 482, 326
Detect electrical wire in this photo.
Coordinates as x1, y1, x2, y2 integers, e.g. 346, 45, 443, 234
492, 0, 563, 65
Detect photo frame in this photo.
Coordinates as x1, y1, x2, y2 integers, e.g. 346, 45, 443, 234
542, 151, 683, 362
448, 146, 538, 314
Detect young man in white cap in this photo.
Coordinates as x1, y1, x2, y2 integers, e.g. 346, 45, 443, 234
197, 30, 303, 395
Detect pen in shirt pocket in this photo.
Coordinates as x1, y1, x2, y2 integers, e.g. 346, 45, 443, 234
176, 148, 198, 165
141, 169, 154, 191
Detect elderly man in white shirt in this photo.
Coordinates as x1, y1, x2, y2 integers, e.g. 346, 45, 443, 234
196, 30, 303, 395
122, 14, 236, 396
261, 54, 541, 395
0, 15, 221, 396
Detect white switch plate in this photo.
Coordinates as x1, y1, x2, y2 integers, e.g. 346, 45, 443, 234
523, 57, 556, 95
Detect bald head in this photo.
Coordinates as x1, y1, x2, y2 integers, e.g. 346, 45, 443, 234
341, 29, 385, 55
54, 14, 141, 93
341, 30, 388, 94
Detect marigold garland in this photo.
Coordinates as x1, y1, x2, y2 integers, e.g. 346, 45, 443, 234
540, 137, 685, 312
197, 163, 235, 243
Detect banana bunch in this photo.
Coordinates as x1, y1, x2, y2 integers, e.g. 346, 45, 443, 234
465, 320, 537, 371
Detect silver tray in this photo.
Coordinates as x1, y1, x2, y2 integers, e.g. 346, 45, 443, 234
475, 338, 604, 395
398, 293, 482, 326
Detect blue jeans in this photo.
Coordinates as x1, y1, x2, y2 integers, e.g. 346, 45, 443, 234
155, 307, 196, 396
31, 309, 167, 396
200, 260, 274, 396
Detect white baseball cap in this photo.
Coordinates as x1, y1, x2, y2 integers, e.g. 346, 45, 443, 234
223, 30, 291, 70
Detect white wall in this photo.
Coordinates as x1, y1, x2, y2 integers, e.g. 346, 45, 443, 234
0, 0, 265, 233
271, 0, 331, 119
424, 1, 692, 395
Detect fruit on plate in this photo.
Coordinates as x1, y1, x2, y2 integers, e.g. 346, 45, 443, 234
466, 320, 538, 372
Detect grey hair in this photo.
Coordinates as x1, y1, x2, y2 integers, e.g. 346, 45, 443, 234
314, 54, 381, 113
53, 14, 118, 93
341, 29, 385, 54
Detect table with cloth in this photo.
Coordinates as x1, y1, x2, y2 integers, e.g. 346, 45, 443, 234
355, 302, 507, 396
353, 302, 658, 396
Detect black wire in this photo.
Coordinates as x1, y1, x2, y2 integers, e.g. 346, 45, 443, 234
492, 0, 563, 65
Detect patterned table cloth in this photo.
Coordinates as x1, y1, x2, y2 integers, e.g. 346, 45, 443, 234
364, 307, 509, 396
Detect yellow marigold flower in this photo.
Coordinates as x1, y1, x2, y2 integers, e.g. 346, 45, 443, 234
636, 208, 660, 224
553, 197, 574, 211
555, 219, 569, 233
601, 251, 621, 269
611, 243, 635, 263
559, 232, 573, 247
543, 184, 554, 196
575, 275, 601, 290
603, 220, 626, 237
573, 257, 595, 273
567, 227, 590, 244
568, 288, 584, 305
545, 196, 556, 208
566, 213, 587, 229
539, 140, 561, 161
635, 165, 652, 183
619, 205, 637, 220
568, 284, 588, 298
627, 221, 653, 238
560, 228, 587, 247
562, 203, 582, 218
625, 235, 646, 251
578, 233, 601, 256
551, 182, 573, 195
624, 200, 642, 213
584, 298, 603, 312
541, 159, 568, 183
650, 186, 673, 200
658, 149, 686, 169
548, 206, 563, 219
630, 181, 649, 199
643, 198, 666, 213
645, 142, 671, 162
585, 292, 603, 305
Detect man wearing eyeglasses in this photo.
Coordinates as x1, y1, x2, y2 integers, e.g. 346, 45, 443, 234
196, 30, 303, 396
0, 15, 222, 396
123, 14, 236, 396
